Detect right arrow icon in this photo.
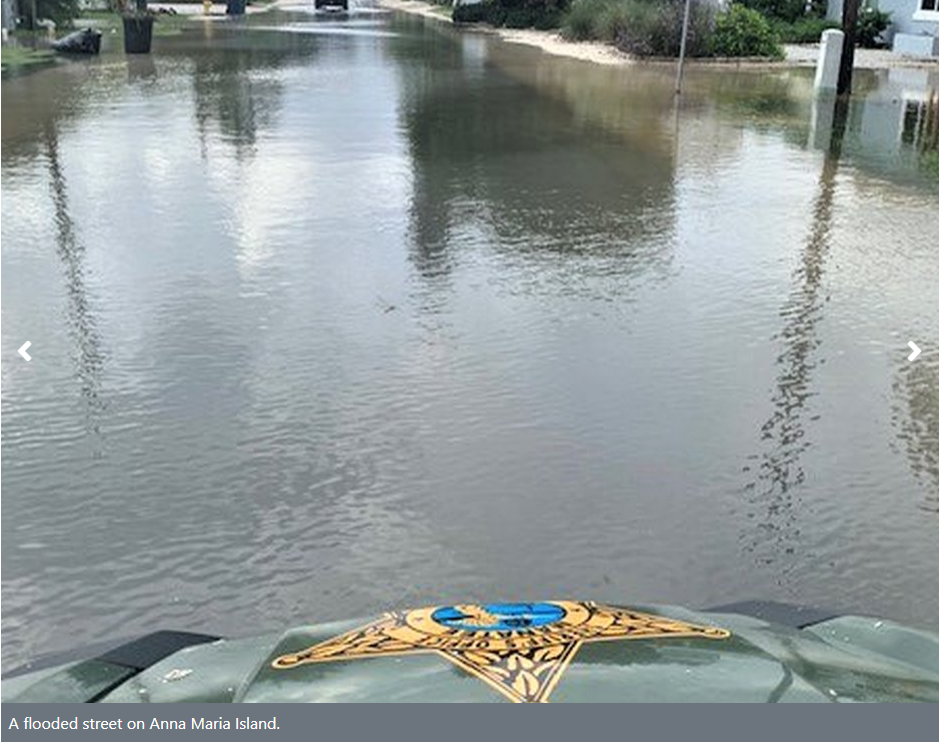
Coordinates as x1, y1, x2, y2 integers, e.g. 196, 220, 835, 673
908, 341, 921, 362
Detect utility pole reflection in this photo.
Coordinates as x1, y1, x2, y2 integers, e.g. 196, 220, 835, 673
43, 124, 107, 437
743, 97, 850, 572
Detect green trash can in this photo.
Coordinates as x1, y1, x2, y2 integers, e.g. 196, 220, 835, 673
227, 0, 246, 15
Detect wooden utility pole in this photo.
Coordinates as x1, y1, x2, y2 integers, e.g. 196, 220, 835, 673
837, 0, 860, 95
675, 0, 692, 94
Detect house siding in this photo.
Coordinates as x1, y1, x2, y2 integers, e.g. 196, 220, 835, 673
827, 0, 939, 40
1, 0, 17, 31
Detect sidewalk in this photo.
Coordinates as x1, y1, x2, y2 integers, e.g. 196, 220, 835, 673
784, 43, 939, 70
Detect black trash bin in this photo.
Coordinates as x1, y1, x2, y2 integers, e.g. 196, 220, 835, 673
123, 16, 154, 54
227, 0, 246, 15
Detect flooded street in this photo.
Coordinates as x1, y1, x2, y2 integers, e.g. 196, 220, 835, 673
2, 6, 938, 668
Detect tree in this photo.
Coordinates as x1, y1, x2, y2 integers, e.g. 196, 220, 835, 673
21, 0, 80, 29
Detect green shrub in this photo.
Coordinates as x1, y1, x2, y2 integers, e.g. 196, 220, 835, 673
921, 150, 939, 181
770, 17, 840, 43
611, 0, 670, 56
560, 0, 783, 59
454, 0, 567, 29
533, 9, 563, 28
562, 0, 715, 57
736, 0, 811, 23
562, 0, 635, 44
595, 0, 636, 42
710, 4, 783, 58
453, 1, 491, 23
614, 0, 714, 58
487, 4, 508, 24
503, 6, 534, 26
18, 0, 80, 29
856, 6, 890, 48
560, 0, 609, 40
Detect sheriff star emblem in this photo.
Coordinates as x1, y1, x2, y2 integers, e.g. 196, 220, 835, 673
272, 601, 730, 703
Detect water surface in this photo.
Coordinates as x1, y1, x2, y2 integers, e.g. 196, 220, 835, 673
2, 7, 939, 668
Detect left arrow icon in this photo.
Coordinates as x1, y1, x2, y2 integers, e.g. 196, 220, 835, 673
18, 341, 32, 361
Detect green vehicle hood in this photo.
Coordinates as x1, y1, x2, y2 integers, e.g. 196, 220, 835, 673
4, 601, 939, 703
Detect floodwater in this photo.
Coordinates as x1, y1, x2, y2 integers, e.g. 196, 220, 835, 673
2, 6, 938, 669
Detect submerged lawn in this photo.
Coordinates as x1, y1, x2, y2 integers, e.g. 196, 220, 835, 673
1, 45, 56, 74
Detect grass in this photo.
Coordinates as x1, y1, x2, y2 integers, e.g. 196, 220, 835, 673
921, 150, 939, 181
154, 23, 184, 37
75, 10, 194, 35
769, 17, 840, 44
1, 44, 56, 74
1, 10, 190, 71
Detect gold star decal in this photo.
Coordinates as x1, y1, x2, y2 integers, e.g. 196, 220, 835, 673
272, 601, 730, 703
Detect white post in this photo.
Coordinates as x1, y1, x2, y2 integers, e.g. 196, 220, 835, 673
814, 29, 845, 92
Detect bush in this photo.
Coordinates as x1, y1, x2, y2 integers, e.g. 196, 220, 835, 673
770, 17, 840, 43
560, 0, 784, 59
565, 0, 715, 57
921, 150, 939, 181
614, 0, 714, 58
453, 0, 491, 23
736, 0, 812, 23
561, 0, 638, 44
560, 0, 607, 40
504, 7, 535, 26
487, 4, 508, 24
454, 0, 568, 29
18, 0, 80, 28
710, 4, 783, 58
856, 6, 890, 48
562, 0, 716, 58
595, 0, 637, 42
533, 9, 562, 28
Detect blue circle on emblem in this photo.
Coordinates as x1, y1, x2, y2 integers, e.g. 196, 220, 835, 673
431, 602, 565, 632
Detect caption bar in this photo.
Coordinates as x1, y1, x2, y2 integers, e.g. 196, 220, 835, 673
8, 716, 279, 732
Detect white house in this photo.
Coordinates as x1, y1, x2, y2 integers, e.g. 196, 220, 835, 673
1, 0, 18, 36
827, 0, 939, 55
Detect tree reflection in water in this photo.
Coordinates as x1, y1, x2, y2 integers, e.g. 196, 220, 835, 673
391, 20, 678, 298
190, 25, 325, 161
193, 54, 284, 162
